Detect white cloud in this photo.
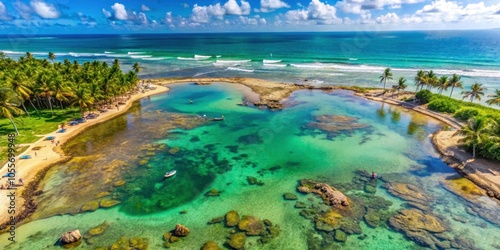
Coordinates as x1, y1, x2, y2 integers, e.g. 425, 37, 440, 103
336, 0, 424, 14
0, 1, 12, 21
14, 1, 32, 19
258, 0, 290, 13
224, 0, 251, 15
102, 8, 112, 18
285, 0, 341, 24
412, 0, 500, 23
376, 12, 399, 23
190, 0, 252, 24
30, 0, 60, 19
183, 3, 190, 8
111, 3, 128, 20
141, 4, 150, 12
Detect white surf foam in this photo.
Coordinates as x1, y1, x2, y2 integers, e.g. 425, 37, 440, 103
227, 67, 254, 73
194, 54, 211, 60
263, 59, 282, 64
263, 63, 287, 67
130, 55, 152, 59
213, 59, 251, 66
128, 52, 145, 55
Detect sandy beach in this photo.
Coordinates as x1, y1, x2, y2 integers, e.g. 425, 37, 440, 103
0, 85, 169, 226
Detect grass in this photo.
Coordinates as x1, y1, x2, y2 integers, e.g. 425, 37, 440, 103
0, 108, 81, 164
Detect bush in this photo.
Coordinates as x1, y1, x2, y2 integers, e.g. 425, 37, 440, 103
428, 99, 459, 113
454, 108, 484, 120
415, 90, 433, 104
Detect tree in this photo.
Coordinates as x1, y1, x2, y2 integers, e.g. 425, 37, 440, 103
486, 89, 500, 106
379, 67, 393, 92
0, 88, 24, 135
71, 87, 94, 117
437, 76, 448, 95
448, 74, 462, 98
454, 117, 494, 158
462, 83, 486, 103
424, 70, 438, 91
396, 77, 407, 98
132, 62, 141, 73
414, 70, 426, 92
6, 69, 32, 117
48, 52, 56, 63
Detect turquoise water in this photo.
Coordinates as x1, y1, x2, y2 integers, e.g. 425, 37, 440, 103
1, 31, 500, 104
1, 83, 499, 249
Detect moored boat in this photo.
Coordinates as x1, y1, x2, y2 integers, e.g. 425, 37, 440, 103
164, 170, 177, 178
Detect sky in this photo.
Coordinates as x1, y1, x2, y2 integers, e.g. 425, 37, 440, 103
0, 0, 499, 34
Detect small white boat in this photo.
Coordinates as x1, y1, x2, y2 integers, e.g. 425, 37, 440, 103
164, 170, 176, 178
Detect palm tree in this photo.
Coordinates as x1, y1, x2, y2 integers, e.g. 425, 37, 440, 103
425, 70, 438, 91
462, 83, 486, 103
486, 89, 500, 106
6, 69, 32, 117
71, 87, 94, 117
48, 52, 56, 63
0, 88, 24, 135
454, 117, 494, 158
379, 68, 393, 92
448, 74, 462, 98
396, 77, 407, 98
414, 70, 426, 92
437, 76, 448, 95
132, 62, 141, 73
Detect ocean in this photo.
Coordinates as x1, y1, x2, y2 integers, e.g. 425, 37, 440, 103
1, 30, 500, 102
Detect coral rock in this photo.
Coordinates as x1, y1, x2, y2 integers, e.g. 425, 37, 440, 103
225, 210, 240, 227
173, 224, 190, 237
60, 230, 81, 244
226, 232, 246, 249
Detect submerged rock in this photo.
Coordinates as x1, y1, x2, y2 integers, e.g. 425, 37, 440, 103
385, 183, 431, 210
99, 199, 120, 208
363, 209, 380, 228
226, 233, 246, 249
201, 241, 222, 250
238, 215, 264, 235
334, 230, 347, 242
283, 193, 298, 200
247, 176, 264, 186
84, 221, 109, 239
297, 179, 349, 208
173, 224, 190, 237
60, 230, 81, 244
225, 210, 240, 227
81, 201, 99, 212
208, 216, 224, 224
205, 188, 221, 197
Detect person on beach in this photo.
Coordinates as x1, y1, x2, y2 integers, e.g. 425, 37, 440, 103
35, 152, 37, 157
371, 171, 377, 179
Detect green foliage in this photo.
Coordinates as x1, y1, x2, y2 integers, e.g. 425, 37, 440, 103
428, 99, 459, 113
415, 90, 433, 104
454, 108, 484, 121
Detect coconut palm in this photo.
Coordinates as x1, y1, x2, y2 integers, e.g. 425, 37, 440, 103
486, 89, 500, 106
454, 117, 494, 158
379, 68, 393, 92
48, 52, 56, 63
71, 87, 94, 117
5, 69, 32, 117
437, 76, 449, 95
462, 83, 486, 103
396, 77, 407, 98
0, 88, 24, 135
448, 74, 462, 98
424, 70, 438, 91
132, 62, 141, 73
414, 70, 426, 92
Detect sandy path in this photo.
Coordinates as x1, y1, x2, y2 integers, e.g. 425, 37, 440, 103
0, 85, 169, 225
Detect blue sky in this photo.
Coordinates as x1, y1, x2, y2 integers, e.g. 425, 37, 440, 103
0, 0, 499, 33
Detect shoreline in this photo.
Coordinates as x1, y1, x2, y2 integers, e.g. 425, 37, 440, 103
1, 76, 498, 229
0, 85, 169, 227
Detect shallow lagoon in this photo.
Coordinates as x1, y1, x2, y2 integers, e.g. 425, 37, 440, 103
1, 83, 499, 249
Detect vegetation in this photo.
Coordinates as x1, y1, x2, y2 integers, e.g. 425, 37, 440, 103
462, 83, 486, 103
453, 117, 498, 159
0, 52, 140, 162
379, 67, 393, 91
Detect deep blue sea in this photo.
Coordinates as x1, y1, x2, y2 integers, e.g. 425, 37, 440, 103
1, 30, 500, 100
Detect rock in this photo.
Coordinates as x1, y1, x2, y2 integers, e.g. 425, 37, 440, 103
385, 183, 431, 207
201, 241, 222, 250
283, 193, 298, 200
163, 232, 172, 241
129, 237, 149, 250
364, 209, 380, 228
81, 201, 99, 212
389, 209, 448, 248
358, 234, 367, 240
238, 215, 264, 235
113, 180, 126, 187
225, 210, 240, 227
339, 219, 363, 235
173, 224, 190, 237
247, 176, 264, 185
205, 188, 221, 197
297, 179, 350, 208
314, 210, 342, 231
169, 235, 180, 243
60, 230, 81, 244
180, 210, 187, 214
334, 230, 347, 242
208, 217, 224, 224
295, 201, 307, 209
99, 199, 120, 208
226, 232, 246, 249
263, 219, 273, 227
364, 185, 376, 194
96, 192, 111, 198
84, 222, 109, 239
168, 147, 180, 154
